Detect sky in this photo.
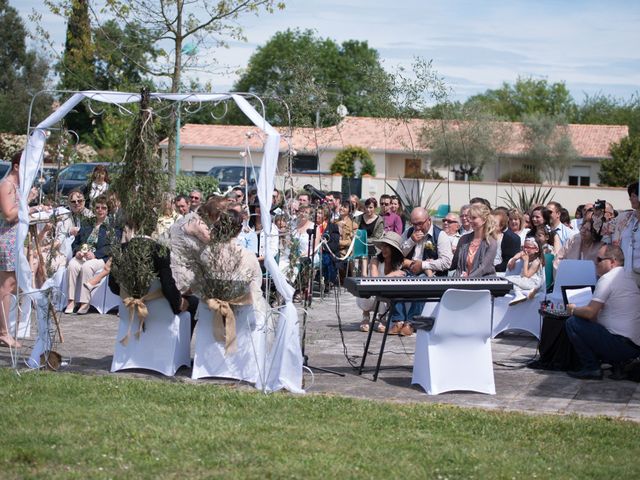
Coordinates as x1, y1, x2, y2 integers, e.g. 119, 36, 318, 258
13, 0, 640, 103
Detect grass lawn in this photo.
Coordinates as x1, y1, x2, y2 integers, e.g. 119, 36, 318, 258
1, 369, 639, 479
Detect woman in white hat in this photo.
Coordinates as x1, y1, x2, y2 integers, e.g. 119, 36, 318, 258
357, 231, 406, 332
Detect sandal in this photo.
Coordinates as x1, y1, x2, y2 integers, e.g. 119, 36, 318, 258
375, 321, 386, 333
0, 335, 21, 349
359, 320, 370, 332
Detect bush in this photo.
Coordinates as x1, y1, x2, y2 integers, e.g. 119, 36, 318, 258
406, 168, 444, 180
175, 174, 219, 198
330, 146, 375, 177
499, 169, 541, 184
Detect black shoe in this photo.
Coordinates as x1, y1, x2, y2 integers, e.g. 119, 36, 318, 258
609, 365, 628, 381
567, 368, 603, 380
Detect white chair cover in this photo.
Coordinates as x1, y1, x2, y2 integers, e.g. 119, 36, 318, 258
192, 302, 264, 383
89, 274, 120, 314
111, 279, 191, 376
550, 259, 597, 303
492, 265, 547, 339
412, 289, 496, 395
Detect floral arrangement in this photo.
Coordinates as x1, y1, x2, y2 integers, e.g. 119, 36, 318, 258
425, 240, 435, 251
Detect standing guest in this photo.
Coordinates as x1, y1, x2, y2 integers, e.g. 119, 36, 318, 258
571, 204, 585, 231
547, 201, 578, 247
565, 244, 640, 380
174, 194, 190, 217
249, 204, 278, 273
65, 195, 119, 315
529, 205, 561, 254
388, 207, 452, 336
357, 197, 384, 274
390, 195, 407, 230
459, 204, 473, 235
357, 232, 406, 333
152, 192, 178, 241
442, 212, 462, 253
508, 208, 529, 246
614, 181, 640, 287
87, 165, 110, 203
350, 194, 364, 217
272, 189, 284, 212
492, 207, 521, 273
554, 220, 602, 271
316, 207, 340, 290
0, 152, 31, 347
379, 194, 403, 234
560, 208, 572, 229
328, 191, 342, 221
336, 200, 358, 279
451, 203, 499, 278
231, 186, 245, 204
189, 190, 202, 212
297, 191, 311, 208
246, 188, 258, 206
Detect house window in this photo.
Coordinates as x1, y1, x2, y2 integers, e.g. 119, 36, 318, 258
405, 158, 422, 177
568, 166, 590, 186
292, 154, 318, 172
523, 164, 536, 173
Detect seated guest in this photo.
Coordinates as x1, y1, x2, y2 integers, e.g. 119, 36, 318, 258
529, 205, 561, 254
505, 237, 545, 304
357, 232, 406, 333
458, 204, 473, 235
492, 207, 521, 273
451, 203, 498, 277
388, 207, 453, 336
55, 188, 94, 257
507, 208, 529, 246
316, 206, 340, 291
65, 195, 120, 315
441, 212, 461, 253
553, 219, 602, 271
565, 245, 640, 379
152, 192, 178, 242
379, 194, 403, 234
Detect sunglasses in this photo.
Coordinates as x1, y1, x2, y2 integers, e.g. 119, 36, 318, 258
596, 256, 612, 263
381, 203, 390, 206
69, 199, 84, 204
190, 196, 200, 200
94, 205, 108, 210
442, 219, 458, 224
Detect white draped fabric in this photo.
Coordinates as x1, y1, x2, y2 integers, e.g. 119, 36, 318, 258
17, 91, 303, 393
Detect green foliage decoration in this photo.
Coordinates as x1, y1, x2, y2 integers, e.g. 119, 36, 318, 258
110, 237, 162, 299
330, 146, 375, 177
599, 135, 640, 187
500, 185, 555, 212
175, 174, 220, 198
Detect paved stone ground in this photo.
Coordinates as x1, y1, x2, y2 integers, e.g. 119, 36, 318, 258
2, 288, 640, 422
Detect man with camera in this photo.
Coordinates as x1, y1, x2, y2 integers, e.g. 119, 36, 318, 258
565, 244, 640, 380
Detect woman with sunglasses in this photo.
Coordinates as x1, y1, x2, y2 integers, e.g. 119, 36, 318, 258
65, 195, 119, 314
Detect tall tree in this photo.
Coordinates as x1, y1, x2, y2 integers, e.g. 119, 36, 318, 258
465, 76, 577, 121
232, 29, 394, 126
574, 92, 640, 137
522, 114, 578, 184
599, 136, 640, 187
0, 0, 51, 133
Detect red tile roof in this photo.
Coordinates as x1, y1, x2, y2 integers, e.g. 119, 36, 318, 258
169, 116, 628, 159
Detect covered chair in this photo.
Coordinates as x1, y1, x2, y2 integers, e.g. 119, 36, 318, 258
111, 279, 191, 376
89, 274, 120, 314
412, 289, 495, 395
549, 259, 597, 304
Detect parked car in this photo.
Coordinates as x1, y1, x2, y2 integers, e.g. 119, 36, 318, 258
0, 160, 10, 179
206, 165, 261, 191
42, 162, 117, 196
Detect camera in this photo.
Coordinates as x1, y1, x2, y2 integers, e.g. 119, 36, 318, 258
594, 199, 606, 211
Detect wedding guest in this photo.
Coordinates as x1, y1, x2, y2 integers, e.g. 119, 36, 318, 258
65, 195, 119, 315
336, 200, 359, 279
357, 197, 384, 274
87, 165, 110, 203
451, 203, 499, 277
508, 208, 529, 245
459, 204, 473, 235
189, 190, 202, 212
614, 181, 640, 286
152, 192, 179, 242
379, 194, 403, 234
390, 195, 407, 230
174, 194, 190, 217
529, 205, 561, 254
554, 219, 603, 271
442, 212, 462, 253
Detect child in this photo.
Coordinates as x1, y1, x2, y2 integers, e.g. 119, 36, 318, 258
506, 237, 545, 305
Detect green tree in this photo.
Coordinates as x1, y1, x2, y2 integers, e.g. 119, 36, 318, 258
522, 113, 579, 184
232, 29, 394, 126
466, 76, 577, 121
573, 92, 640, 136
0, 0, 51, 133
330, 146, 375, 177
599, 135, 640, 187
422, 104, 509, 181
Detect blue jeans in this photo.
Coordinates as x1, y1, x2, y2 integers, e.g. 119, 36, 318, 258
565, 316, 640, 370
321, 252, 337, 285
389, 301, 425, 324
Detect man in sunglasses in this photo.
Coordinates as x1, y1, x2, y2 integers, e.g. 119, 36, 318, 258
189, 190, 202, 212
442, 212, 461, 253
565, 244, 640, 380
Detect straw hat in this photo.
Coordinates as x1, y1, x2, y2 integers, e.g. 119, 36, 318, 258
373, 231, 403, 255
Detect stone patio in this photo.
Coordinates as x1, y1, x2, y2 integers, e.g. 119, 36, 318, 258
2, 288, 639, 422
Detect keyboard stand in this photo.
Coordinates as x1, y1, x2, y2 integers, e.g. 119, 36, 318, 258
359, 295, 440, 382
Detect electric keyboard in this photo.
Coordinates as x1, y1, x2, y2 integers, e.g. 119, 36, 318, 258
344, 276, 512, 299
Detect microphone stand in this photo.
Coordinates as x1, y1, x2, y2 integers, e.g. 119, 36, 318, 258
300, 199, 344, 377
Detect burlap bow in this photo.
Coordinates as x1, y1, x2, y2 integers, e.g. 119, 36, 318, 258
205, 292, 252, 355
119, 289, 164, 345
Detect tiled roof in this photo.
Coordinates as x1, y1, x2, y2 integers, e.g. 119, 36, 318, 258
169, 116, 628, 159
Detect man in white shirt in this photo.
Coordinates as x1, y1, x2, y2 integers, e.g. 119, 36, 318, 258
565, 244, 640, 379
547, 201, 578, 247
442, 212, 462, 253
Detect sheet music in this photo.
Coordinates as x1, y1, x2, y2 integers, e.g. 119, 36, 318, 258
565, 287, 593, 307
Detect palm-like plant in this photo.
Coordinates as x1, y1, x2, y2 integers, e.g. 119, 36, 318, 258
500, 184, 554, 212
